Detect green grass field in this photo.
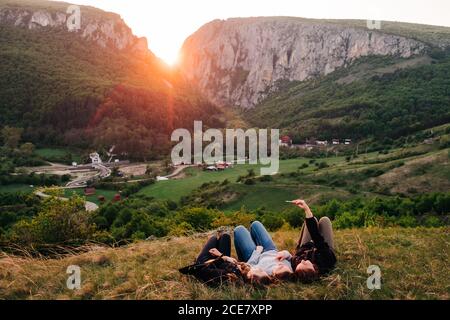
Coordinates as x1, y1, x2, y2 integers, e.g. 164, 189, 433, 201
35, 147, 82, 164
222, 184, 299, 212
138, 157, 346, 201
137, 142, 449, 214
64, 188, 118, 205
0, 184, 34, 194
34, 148, 69, 158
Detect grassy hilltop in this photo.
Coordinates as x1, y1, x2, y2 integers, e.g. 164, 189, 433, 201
0, 227, 448, 300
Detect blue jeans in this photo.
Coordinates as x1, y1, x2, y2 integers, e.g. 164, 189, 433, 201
234, 221, 277, 262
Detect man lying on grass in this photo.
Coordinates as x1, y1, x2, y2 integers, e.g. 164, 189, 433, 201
179, 200, 336, 285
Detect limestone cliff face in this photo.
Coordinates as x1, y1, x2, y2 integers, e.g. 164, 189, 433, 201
0, 4, 148, 54
179, 17, 427, 108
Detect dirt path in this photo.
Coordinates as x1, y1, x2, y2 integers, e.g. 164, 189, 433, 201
34, 190, 99, 212
161, 165, 195, 179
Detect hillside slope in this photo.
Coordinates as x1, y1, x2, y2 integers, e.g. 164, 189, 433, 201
243, 53, 450, 142
0, 227, 448, 300
0, 0, 224, 157
178, 17, 450, 109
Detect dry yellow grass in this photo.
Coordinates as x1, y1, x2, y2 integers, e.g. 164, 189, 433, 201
0, 227, 448, 300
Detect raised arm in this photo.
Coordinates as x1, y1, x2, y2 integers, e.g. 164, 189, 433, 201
292, 200, 327, 248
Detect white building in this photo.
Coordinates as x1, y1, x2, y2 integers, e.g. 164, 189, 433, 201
89, 152, 102, 164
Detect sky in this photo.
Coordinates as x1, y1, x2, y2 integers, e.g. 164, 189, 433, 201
62, 0, 450, 65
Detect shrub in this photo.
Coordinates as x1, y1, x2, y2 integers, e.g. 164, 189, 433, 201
282, 207, 304, 228
317, 161, 329, 169
423, 215, 441, 227
244, 178, 255, 185
10, 195, 96, 245
212, 211, 256, 229
259, 175, 273, 182
396, 215, 417, 228
175, 207, 217, 231
333, 211, 365, 229
261, 214, 284, 231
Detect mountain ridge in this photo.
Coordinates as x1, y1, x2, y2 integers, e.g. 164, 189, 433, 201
0, 0, 224, 159
179, 16, 450, 109
0, 0, 150, 55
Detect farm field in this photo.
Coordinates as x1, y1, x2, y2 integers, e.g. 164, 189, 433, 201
35, 147, 83, 164
63, 188, 118, 205
137, 144, 449, 213
138, 157, 347, 201
0, 184, 34, 194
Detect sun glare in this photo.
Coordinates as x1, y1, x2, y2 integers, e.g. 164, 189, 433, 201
160, 49, 180, 66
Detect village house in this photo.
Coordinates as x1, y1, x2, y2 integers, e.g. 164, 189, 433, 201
84, 187, 96, 196
279, 135, 292, 147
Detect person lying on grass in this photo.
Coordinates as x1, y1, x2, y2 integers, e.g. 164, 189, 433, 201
179, 231, 269, 286
288, 199, 337, 283
233, 221, 294, 282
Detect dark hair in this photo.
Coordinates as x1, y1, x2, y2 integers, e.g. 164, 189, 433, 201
273, 270, 294, 281
251, 274, 273, 286
295, 264, 319, 283
237, 262, 251, 281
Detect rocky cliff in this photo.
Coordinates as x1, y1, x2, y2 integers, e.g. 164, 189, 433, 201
179, 17, 427, 108
0, 0, 148, 54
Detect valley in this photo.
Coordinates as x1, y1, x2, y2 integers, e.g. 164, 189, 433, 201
0, 0, 449, 301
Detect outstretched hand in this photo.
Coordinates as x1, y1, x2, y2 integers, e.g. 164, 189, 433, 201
291, 199, 313, 218
292, 199, 308, 210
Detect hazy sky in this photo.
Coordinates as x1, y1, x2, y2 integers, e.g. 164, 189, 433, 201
62, 0, 450, 64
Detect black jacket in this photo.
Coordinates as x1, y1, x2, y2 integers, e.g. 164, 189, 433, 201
291, 217, 337, 275
179, 257, 243, 287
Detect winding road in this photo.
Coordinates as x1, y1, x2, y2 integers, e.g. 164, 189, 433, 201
65, 163, 111, 188
34, 190, 99, 212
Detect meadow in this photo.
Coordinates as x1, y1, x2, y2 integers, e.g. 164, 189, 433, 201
138, 156, 348, 201
63, 188, 118, 205
137, 141, 449, 213
0, 227, 447, 300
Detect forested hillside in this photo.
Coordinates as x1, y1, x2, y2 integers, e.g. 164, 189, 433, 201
244, 53, 450, 143
0, 0, 224, 159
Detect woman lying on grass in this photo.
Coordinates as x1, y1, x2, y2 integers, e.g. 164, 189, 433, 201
233, 221, 294, 281
180, 199, 336, 286
179, 231, 272, 286
288, 199, 337, 282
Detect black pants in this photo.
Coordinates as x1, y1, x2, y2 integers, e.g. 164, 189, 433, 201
196, 233, 231, 264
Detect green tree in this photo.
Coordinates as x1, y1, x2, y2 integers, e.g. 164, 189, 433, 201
10, 195, 96, 245
19, 142, 35, 156
1, 126, 23, 149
